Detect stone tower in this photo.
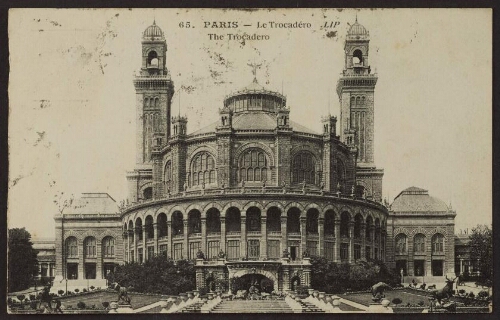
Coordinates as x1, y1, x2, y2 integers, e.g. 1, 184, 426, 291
337, 18, 384, 201
127, 22, 175, 202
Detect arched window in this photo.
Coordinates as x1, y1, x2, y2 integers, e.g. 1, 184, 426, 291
353, 49, 363, 65
354, 214, 363, 239
292, 152, 316, 185
239, 149, 269, 182
84, 237, 96, 258
395, 234, 407, 254
226, 207, 241, 232
246, 207, 261, 232
287, 208, 301, 233
414, 234, 426, 254
143, 187, 152, 200
147, 50, 158, 67
266, 207, 281, 232
136, 218, 143, 241
171, 212, 184, 236
65, 237, 78, 257
164, 161, 172, 192
191, 152, 216, 186
324, 210, 335, 236
206, 208, 221, 233
102, 237, 115, 258
432, 233, 444, 254
306, 209, 319, 234
365, 216, 373, 240
188, 210, 201, 234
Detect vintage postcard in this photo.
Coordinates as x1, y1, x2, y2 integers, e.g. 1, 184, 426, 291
7, 8, 492, 314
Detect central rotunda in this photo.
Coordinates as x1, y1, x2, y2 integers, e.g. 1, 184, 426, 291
120, 20, 388, 292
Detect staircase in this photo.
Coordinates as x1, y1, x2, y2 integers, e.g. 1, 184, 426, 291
180, 302, 205, 313
211, 299, 293, 313
298, 300, 325, 313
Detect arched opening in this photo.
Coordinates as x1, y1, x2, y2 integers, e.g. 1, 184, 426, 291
147, 50, 159, 68
365, 216, 373, 241
188, 210, 201, 234
395, 233, 407, 255
233, 274, 274, 294
336, 161, 346, 193
226, 207, 241, 232
306, 208, 319, 234
190, 152, 216, 187
83, 236, 97, 279
414, 233, 426, 276
324, 210, 336, 236
143, 187, 152, 200
354, 214, 363, 239
102, 236, 115, 258
246, 207, 261, 232
355, 185, 365, 198
145, 215, 154, 239
287, 208, 301, 233
266, 207, 281, 232
292, 152, 316, 185
135, 218, 143, 241
340, 212, 350, 237
375, 218, 381, 242
206, 208, 221, 234
157, 213, 167, 238
171, 211, 184, 236
353, 49, 363, 65
239, 148, 269, 182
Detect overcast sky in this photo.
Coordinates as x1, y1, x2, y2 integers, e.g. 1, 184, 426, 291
8, 8, 491, 239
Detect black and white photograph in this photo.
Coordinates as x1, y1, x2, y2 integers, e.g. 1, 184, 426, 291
7, 8, 492, 314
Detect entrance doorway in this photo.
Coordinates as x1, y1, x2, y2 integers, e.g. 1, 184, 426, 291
414, 260, 425, 276
291, 276, 301, 290
67, 263, 78, 279
432, 260, 443, 276
85, 263, 96, 279
234, 274, 274, 294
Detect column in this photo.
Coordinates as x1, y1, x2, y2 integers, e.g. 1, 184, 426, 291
183, 220, 189, 259
318, 218, 324, 257
334, 219, 341, 262
261, 216, 267, 259
280, 216, 288, 254
167, 221, 172, 258
300, 217, 307, 257
78, 246, 84, 280
360, 223, 366, 260
96, 240, 102, 279
407, 234, 414, 276
460, 258, 463, 275
240, 216, 247, 259
220, 217, 226, 253
124, 233, 128, 263
134, 230, 138, 263
201, 218, 207, 255
153, 222, 158, 256
142, 228, 147, 262
348, 222, 354, 263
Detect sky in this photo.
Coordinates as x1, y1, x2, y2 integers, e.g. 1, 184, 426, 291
8, 8, 492, 239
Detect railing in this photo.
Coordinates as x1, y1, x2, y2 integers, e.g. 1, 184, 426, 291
189, 233, 202, 238
121, 186, 387, 214
247, 231, 261, 236
268, 231, 282, 236
287, 232, 301, 237
226, 231, 241, 236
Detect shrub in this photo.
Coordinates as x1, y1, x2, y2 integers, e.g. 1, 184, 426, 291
417, 301, 424, 307
459, 289, 466, 295
30, 301, 38, 309
478, 290, 489, 299
58, 289, 64, 295
74, 288, 80, 293
392, 298, 402, 306
67, 291, 72, 295
102, 301, 110, 309
29, 294, 36, 301
83, 288, 88, 293
90, 286, 95, 290
468, 292, 475, 298
77, 301, 86, 309
24, 298, 30, 303
17, 294, 25, 302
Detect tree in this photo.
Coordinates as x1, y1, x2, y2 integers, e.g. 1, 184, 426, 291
468, 224, 492, 281
8, 228, 39, 292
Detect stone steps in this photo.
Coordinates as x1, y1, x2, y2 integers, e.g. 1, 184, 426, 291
298, 301, 325, 313
211, 299, 293, 313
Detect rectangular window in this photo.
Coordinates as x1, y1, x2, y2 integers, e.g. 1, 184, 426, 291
267, 240, 280, 259
189, 242, 201, 260
306, 241, 318, 256
248, 240, 260, 259
340, 243, 349, 261
159, 244, 168, 257
354, 244, 361, 260
138, 248, 143, 264
227, 240, 240, 260
173, 243, 183, 260
325, 242, 335, 261
147, 246, 155, 260
207, 241, 220, 260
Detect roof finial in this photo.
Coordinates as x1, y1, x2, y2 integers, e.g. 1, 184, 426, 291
355, 13, 358, 23
247, 61, 262, 84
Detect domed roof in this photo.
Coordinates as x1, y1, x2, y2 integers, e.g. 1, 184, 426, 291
143, 21, 164, 40
390, 187, 450, 213
347, 20, 369, 36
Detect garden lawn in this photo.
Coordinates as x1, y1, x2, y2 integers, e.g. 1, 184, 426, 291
59, 291, 161, 310
343, 288, 432, 308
